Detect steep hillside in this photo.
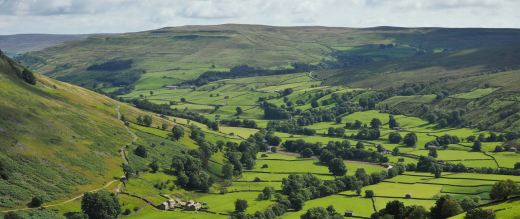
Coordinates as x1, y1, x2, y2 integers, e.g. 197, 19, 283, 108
14, 25, 520, 92
0, 51, 175, 211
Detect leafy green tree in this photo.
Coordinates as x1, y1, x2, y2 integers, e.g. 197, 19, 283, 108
180, 98, 186, 102
441, 199, 462, 218
428, 149, 438, 158
300, 206, 338, 219
472, 140, 482, 151
319, 149, 335, 164
365, 190, 374, 198
263, 187, 275, 200
328, 158, 347, 176
458, 196, 479, 211
407, 205, 429, 219
150, 91, 154, 96
311, 100, 319, 108
384, 200, 405, 219
430, 195, 452, 219
392, 147, 400, 156
120, 114, 126, 121
370, 118, 382, 129
404, 132, 418, 147
291, 196, 305, 211
515, 162, 520, 170
22, 69, 36, 85
31, 194, 50, 207
143, 115, 153, 127
135, 145, 147, 158
235, 199, 249, 212
122, 164, 134, 180
148, 160, 159, 172
429, 164, 443, 178
389, 132, 402, 143
172, 125, 184, 140
335, 116, 342, 124
177, 171, 189, 187
388, 117, 399, 128
257, 193, 264, 200
222, 163, 234, 179
161, 123, 168, 130
236, 107, 243, 115
3, 212, 21, 219
356, 141, 364, 149
489, 179, 519, 200
81, 190, 122, 219
464, 208, 496, 219
300, 148, 314, 158
136, 115, 143, 125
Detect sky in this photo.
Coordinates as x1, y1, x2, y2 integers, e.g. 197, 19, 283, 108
1, 0, 519, 35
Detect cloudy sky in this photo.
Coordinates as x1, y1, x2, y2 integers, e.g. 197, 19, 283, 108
1, 0, 519, 35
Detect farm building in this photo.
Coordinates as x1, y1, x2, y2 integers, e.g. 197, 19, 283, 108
392, 127, 402, 131
428, 146, 439, 150
344, 211, 354, 217
262, 91, 272, 93
406, 193, 412, 199
355, 107, 364, 111
166, 86, 178, 89
229, 132, 234, 136
398, 158, 405, 162
224, 96, 229, 99
345, 101, 352, 104
380, 110, 390, 113
159, 201, 170, 210
484, 209, 494, 213
438, 160, 445, 164
168, 67, 180, 70
254, 177, 261, 182
219, 103, 228, 106
262, 163, 268, 168
184, 200, 201, 211
511, 148, 517, 152
261, 154, 268, 157
289, 135, 294, 138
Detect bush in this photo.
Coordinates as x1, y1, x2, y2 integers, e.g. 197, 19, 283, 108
494, 146, 503, 152
124, 209, 131, 215
365, 190, 374, 198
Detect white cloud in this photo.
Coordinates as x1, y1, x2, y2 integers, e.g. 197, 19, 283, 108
0, 0, 519, 35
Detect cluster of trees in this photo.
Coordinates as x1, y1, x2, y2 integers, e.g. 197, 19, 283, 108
7, 60, 36, 85
387, 82, 449, 98
426, 109, 466, 128
87, 60, 133, 71
300, 205, 343, 219
221, 130, 271, 179
266, 120, 316, 136
262, 101, 292, 120
182, 63, 328, 86
424, 134, 461, 149
220, 119, 258, 128
96, 69, 143, 86
230, 191, 292, 219
467, 132, 513, 143
110, 85, 135, 95
136, 114, 153, 127
327, 127, 346, 137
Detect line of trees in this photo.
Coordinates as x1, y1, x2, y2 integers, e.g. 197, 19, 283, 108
87, 60, 133, 71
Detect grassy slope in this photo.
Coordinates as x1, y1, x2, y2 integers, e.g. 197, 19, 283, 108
0, 54, 182, 210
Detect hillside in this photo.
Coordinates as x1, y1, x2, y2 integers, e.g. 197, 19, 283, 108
0, 51, 178, 212
14, 25, 520, 92
0, 33, 120, 57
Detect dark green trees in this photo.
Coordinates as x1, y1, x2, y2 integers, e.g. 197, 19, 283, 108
22, 69, 36, 85
472, 140, 482, 151
489, 179, 519, 200
135, 145, 147, 158
464, 208, 496, 219
236, 107, 243, 115
404, 132, 418, 147
300, 148, 314, 158
148, 160, 159, 172
81, 190, 122, 219
172, 125, 185, 140
328, 158, 347, 176
31, 195, 50, 207
370, 118, 382, 129
311, 100, 319, 108
235, 199, 249, 212
122, 164, 134, 181
389, 132, 402, 143
222, 163, 234, 179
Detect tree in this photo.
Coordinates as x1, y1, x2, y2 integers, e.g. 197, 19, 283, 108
235, 199, 249, 212
31, 194, 49, 207
177, 171, 189, 187
407, 205, 429, 219
428, 149, 438, 158
150, 91, 154, 96
122, 164, 134, 180
335, 116, 342, 124
135, 145, 147, 158
388, 132, 402, 143
161, 123, 168, 130
430, 195, 452, 219
458, 196, 479, 211
222, 163, 234, 179
143, 115, 153, 127
22, 69, 36, 85
263, 187, 275, 200
441, 199, 462, 218
404, 132, 418, 147
136, 115, 143, 125
392, 147, 400, 156
258, 193, 264, 200
172, 125, 184, 140
489, 179, 519, 201
356, 141, 364, 149
311, 100, 319, 108
370, 118, 382, 129
180, 98, 186, 102
464, 208, 496, 219
236, 107, 243, 115
384, 200, 405, 219
148, 160, 159, 172
81, 190, 122, 219
515, 162, 520, 170
328, 158, 347, 176
429, 164, 443, 178
389, 117, 399, 128
365, 190, 374, 198
472, 140, 482, 151
300, 148, 314, 158
300, 207, 330, 219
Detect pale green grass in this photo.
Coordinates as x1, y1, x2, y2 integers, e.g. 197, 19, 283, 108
451, 87, 501, 99
237, 172, 336, 182
441, 185, 491, 194
130, 205, 228, 219
406, 150, 491, 161
227, 182, 282, 191
344, 182, 443, 199
443, 173, 520, 182
488, 152, 520, 168
374, 198, 436, 211
383, 174, 433, 183
196, 192, 278, 214
449, 197, 520, 219
280, 195, 375, 218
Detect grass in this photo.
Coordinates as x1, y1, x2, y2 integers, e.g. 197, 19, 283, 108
130, 205, 228, 219
280, 195, 375, 218
449, 197, 520, 219
374, 197, 436, 211
450, 87, 501, 99
383, 175, 433, 184
196, 192, 278, 214
343, 182, 444, 199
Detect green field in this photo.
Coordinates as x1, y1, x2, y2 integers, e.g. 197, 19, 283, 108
451, 88, 501, 99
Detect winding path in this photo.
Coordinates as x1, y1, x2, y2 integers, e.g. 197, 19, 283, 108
0, 100, 137, 213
